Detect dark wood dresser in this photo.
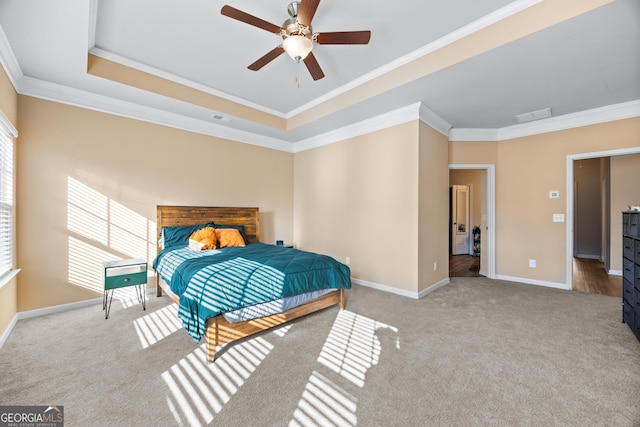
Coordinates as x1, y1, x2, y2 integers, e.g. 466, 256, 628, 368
622, 210, 640, 341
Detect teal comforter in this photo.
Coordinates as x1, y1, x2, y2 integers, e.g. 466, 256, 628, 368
153, 243, 351, 341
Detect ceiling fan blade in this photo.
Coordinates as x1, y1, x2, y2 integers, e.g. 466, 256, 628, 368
221, 5, 282, 34
303, 52, 325, 81
248, 46, 285, 71
297, 0, 320, 27
315, 31, 371, 45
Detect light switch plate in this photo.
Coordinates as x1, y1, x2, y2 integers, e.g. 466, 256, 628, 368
553, 213, 565, 222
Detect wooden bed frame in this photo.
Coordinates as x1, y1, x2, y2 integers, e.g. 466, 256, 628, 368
155, 205, 345, 363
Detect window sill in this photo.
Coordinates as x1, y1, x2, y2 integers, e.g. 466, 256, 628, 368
0, 269, 20, 291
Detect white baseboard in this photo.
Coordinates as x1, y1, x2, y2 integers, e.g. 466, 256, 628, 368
17, 296, 104, 320
418, 278, 451, 299
16, 287, 157, 320
608, 269, 622, 276
495, 274, 571, 290
352, 277, 450, 299
0, 314, 18, 350
352, 278, 420, 299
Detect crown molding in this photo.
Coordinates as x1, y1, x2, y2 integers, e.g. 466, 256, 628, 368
449, 100, 640, 141
294, 102, 452, 153
89, 47, 286, 119
3, 14, 638, 151
18, 76, 294, 152
0, 24, 23, 91
419, 104, 452, 136
286, 0, 542, 118
85, 46, 452, 137
84, 0, 540, 121
497, 100, 640, 140
87, 0, 98, 50
294, 103, 423, 153
11, 72, 640, 151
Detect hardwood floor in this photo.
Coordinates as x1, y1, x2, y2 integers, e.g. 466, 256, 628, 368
449, 255, 621, 298
449, 254, 483, 277
572, 257, 622, 298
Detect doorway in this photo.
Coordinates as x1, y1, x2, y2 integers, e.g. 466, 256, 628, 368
566, 147, 640, 293
572, 157, 616, 295
448, 164, 495, 279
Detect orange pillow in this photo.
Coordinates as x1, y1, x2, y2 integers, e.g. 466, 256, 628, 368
189, 227, 217, 250
215, 228, 246, 248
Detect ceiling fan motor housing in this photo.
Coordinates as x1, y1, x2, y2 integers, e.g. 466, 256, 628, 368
282, 18, 313, 39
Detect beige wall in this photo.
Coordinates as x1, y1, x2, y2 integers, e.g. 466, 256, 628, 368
451, 118, 640, 285
417, 122, 449, 292
610, 153, 640, 271
3, 66, 639, 331
293, 120, 451, 296
0, 66, 17, 126
294, 121, 421, 293
0, 64, 18, 340
449, 141, 498, 165
16, 96, 293, 311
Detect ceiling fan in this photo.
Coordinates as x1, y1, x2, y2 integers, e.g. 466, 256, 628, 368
221, 0, 371, 81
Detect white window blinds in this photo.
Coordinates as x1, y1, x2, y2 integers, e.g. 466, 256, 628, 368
0, 123, 15, 276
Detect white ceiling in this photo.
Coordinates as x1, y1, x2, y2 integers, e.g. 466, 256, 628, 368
0, 0, 638, 149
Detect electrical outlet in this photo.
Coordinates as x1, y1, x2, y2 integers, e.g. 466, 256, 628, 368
529, 259, 536, 268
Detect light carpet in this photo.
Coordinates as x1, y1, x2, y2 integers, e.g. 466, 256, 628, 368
1, 277, 639, 426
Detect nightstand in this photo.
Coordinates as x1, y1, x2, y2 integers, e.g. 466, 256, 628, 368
103, 258, 147, 319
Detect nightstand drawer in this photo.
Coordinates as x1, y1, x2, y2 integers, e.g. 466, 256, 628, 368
104, 271, 147, 290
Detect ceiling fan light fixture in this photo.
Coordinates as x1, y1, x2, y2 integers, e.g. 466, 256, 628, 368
283, 35, 312, 62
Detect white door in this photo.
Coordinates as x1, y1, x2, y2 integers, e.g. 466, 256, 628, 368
451, 185, 470, 255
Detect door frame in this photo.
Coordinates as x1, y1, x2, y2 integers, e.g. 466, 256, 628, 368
449, 164, 495, 278
565, 146, 640, 286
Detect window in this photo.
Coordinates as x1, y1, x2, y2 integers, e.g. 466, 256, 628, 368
0, 113, 17, 277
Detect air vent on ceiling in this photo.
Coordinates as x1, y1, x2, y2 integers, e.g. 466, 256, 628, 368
515, 107, 552, 124
211, 113, 232, 123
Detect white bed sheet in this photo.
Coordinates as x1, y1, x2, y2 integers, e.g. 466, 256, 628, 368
222, 289, 336, 323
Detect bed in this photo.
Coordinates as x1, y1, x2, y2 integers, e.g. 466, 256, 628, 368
153, 205, 351, 362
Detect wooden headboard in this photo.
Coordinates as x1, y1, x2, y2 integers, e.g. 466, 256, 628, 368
156, 206, 260, 253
